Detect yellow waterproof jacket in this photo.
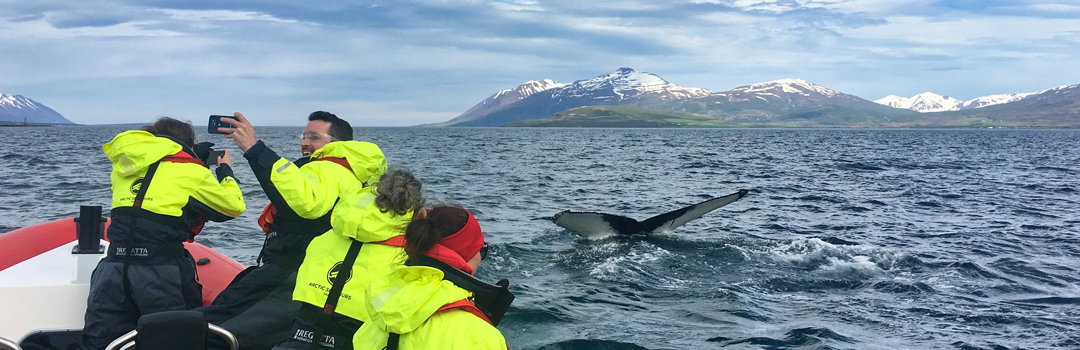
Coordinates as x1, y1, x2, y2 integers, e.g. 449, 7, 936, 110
352, 266, 508, 350
243, 140, 387, 265
293, 187, 411, 322
103, 130, 245, 243
263, 141, 385, 220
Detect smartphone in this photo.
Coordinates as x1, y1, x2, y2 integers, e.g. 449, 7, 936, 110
208, 115, 235, 135
205, 150, 226, 166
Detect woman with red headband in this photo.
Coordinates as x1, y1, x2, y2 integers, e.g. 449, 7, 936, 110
351, 205, 509, 350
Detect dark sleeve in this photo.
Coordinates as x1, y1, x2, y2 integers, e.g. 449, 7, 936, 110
215, 163, 235, 182
242, 140, 300, 218
244, 140, 281, 173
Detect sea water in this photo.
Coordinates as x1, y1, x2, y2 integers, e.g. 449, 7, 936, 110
1, 126, 1078, 349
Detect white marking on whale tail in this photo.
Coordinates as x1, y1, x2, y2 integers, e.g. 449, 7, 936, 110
551, 189, 749, 238
551, 211, 628, 239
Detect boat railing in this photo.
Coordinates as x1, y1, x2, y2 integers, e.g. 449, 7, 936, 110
0, 337, 20, 350
104, 323, 239, 350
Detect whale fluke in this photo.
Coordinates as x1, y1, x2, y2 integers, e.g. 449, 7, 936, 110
551, 189, 749, 238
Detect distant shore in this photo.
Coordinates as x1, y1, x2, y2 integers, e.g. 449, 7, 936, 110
0, 123, 53, 127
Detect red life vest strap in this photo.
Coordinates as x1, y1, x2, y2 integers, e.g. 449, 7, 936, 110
436, 299, 493, 326
371, 235, 405, 247
162, 151, 206, 166
314, 157, 351, 172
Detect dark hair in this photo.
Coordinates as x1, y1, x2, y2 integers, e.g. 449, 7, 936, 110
404, 204, 468, 265
375, 166, 425, 216
142, 117, 195, 147
308, 111, 353, 141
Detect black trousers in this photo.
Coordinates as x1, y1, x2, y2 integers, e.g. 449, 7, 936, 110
78, 255, 202, 350
196, 263, 302, 350
270, 318, 354, 350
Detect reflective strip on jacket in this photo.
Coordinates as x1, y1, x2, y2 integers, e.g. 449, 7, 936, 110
351, 266, 508, 350
293, 187, 412, 322
103, 130, 245, 233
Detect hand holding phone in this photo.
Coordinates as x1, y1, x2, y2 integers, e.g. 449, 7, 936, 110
208, 115, 236, 135
204, 150, 226, 166
219, 112, 257, 152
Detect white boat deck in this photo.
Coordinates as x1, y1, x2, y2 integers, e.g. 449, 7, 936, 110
0, 240, 108, 341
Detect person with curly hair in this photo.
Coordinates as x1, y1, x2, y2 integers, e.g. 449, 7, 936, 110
274, 167, 425, 350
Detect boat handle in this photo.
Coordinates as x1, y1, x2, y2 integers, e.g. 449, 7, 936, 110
209, 323, 240, 350
104, 322, 239, 350
0, 337, 21, 350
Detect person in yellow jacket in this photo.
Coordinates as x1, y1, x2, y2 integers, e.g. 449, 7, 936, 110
352, 206, 512, 350
202, 111, 387, 350
80, 117, 245, 350
274, 167, 424, 350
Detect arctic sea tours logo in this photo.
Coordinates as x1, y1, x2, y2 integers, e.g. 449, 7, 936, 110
129, 177, 146, 195
327, 261, 352, 285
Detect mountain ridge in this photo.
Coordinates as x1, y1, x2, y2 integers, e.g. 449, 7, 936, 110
428, 79, 567, 127
435, 68, 1078, 128
446, 68, 713, 127
0, 94, 73, 124
874, 89, 1052, 113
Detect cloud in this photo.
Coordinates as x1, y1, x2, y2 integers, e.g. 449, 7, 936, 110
838, 15, 1080, 45
155, 9, 299, 23
1029, 3, 1080, 12
0, 0, 1077, 125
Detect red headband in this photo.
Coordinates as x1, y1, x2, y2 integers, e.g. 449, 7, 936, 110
423, 210, 484, 275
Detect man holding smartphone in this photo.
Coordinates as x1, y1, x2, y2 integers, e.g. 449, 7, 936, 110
200, 111, 387, 349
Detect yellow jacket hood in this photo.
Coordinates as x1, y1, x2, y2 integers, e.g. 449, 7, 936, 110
364, 266, 473, 334
103, 130, 184, 177
311, 141, 387, 185
330, 187, 413, 242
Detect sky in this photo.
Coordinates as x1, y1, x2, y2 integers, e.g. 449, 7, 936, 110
2, 0, 1078, 126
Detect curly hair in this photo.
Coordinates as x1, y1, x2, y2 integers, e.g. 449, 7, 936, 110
374, 166, 425, 216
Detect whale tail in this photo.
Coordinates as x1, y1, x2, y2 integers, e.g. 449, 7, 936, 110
551, 189, 749, 238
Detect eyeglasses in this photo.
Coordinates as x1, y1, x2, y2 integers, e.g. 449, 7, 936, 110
479, 243, 489, 260
301, 132, 338, 142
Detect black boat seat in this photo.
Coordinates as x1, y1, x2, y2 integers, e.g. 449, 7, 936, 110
15, 329, 80, 350
105, 311, 238, 350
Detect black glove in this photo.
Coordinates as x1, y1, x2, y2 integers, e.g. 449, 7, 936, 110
192, 142, 216, 165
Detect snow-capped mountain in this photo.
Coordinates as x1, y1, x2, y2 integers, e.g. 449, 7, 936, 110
732, 78, 843, 98
666, 78, 916, 125
875, 92, 963, 113
959, 92, 1035, 109
876, 88, 1050, 113
550, 67, 712, 103
436, 79, 567, 126
435, 69, 1078, 128
717, 78, 866, 105
946, 83, 1080, 127
444, 68, 712, 127
0, 94, 73, 124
